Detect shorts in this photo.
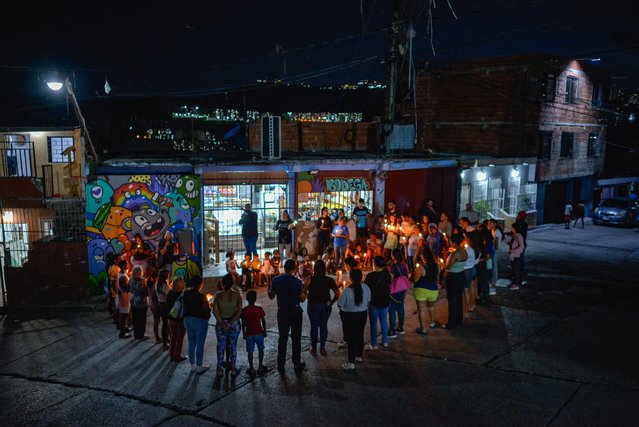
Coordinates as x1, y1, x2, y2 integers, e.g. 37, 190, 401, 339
464, 267, 477, 289
246, 334, 265, 353
414, 287, 439, 302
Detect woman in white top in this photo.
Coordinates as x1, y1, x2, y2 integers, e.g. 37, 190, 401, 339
337, 268, 371, 370
383, 214, 400, 260
406, 225, 422, 272
488, 219, 503, 290
463, 231, 481, 316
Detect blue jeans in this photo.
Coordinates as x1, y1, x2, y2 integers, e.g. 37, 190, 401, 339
307, 302, 332, 350
368, 305, 389, 346
389, 291, 405, 333
334, 245, 346, 269
184, 316, 208, 366
243, 235, 258, 256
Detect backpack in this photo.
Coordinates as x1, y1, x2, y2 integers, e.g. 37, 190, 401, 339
169, 292, 185, 319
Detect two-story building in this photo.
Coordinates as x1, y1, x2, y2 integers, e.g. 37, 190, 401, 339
402, 54, 609, 224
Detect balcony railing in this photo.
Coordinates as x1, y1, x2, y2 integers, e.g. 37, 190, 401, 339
1, 135, 36, 178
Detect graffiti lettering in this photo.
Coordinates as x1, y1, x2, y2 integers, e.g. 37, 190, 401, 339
324, 178, 369, 192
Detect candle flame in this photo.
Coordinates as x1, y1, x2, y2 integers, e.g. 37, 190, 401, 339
206, 293, 213, 302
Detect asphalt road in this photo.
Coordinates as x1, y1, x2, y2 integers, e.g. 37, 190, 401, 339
0, 220, 638, 426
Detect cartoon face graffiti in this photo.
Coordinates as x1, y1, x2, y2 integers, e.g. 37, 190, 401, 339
164, 190, 192, 225
131, 206, 170, 242
102, 206, 132, 240
86, 180, 114, 225
175, 175, 201, 217
88, 238, 115, 277
113, 182, 156, 212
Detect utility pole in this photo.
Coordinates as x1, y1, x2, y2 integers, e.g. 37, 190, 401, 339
383, 0, 404, 154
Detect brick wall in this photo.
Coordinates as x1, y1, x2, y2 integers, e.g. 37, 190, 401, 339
403, 56, 608, 181
248, 120, 375, 153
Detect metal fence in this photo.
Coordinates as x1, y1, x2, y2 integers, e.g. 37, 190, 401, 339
0, 197, 84, 308
0, 134, 36, 178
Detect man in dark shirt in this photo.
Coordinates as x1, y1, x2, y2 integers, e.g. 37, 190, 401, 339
364, 256, 392, 349
316, 207, 333, 258
268, 259, 307, 373
352, 198, 371, 250
239, 203, 259, 257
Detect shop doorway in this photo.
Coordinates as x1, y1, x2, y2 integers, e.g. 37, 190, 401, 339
203, 183, 291, 263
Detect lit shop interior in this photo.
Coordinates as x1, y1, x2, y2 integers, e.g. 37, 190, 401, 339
202, 177, 289, 262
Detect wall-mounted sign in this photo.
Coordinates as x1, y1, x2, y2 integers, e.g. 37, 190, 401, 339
324, 177, 370, 192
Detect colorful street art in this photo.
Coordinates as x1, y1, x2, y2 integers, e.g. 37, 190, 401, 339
86, 174, 203, 294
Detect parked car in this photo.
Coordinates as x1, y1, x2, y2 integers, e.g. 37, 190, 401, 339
592, 197, 639, 226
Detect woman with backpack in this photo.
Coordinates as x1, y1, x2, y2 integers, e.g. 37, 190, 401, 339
166, 277, 187, 362
388, 248, 410, 337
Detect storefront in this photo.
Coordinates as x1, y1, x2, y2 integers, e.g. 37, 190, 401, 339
200, 170, 292, 262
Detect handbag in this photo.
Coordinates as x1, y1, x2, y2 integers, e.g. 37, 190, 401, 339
169, 292, 185, 319
390, 275, 411, 293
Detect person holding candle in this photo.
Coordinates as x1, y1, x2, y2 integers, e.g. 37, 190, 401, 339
442, 232, 468, 330
305, 259, 341, 356
463, 231, 482, 316
183, 275, 211, 374
212, 274, 243, 378
383, 214, 400, 261
331, 217, 350, 270
406, 224, 422, 272
365, 256, 392, 349
337, 268, 371, 370
166, 277, 187, 362
438, 212, 453, 242
413, 249, 440, 334
316, 207, 333, 259
336, 256, 358, 349
274, 210, 294, 259
388, 248, 410, 337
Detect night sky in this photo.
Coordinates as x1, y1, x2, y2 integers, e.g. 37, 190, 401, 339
2, 0, 638, 104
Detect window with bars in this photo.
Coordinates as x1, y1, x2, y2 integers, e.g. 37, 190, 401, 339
560, 133, 574, 158
48, 136, 75, 163
537, 132, 553, 160
587, 133, 599, 157
565, 76, 579, 104
540, 74, 556, 101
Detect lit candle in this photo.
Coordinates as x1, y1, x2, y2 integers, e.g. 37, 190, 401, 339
438, 257, 444, 264
354, 255, 359, 259
205, 293, 213, 303
416, 263, 420, 268
419, 233, 423, 238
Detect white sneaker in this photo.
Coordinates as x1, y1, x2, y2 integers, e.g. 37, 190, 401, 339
381, 342, 389, 348
489, 287, 497, 296
341, 362, 355, 370
355, 357, 363, 363
195, 365, 210, 375
367, 344, 379, 350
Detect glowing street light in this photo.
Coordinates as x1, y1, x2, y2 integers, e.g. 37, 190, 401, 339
46, 71, 99, 163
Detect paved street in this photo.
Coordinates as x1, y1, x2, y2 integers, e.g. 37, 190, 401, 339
1, 221, 638, 426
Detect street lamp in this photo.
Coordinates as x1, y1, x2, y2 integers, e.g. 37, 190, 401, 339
46, 72, 99, 164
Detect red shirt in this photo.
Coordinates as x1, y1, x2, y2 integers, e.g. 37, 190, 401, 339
241, 304, 265, 336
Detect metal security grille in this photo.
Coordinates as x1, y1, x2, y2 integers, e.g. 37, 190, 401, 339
202, 182, 291, 264
1, 134, 35, 178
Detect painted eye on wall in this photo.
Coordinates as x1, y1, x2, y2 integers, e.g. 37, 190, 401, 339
134, 216, 148, 227
185, 179, 195, 192
146, 209, 157, 216
176, 178, 183, 188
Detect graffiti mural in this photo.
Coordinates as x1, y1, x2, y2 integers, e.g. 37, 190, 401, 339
86, 174, 203, 294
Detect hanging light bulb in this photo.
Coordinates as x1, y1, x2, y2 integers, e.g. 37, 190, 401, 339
46, 70, 64, 91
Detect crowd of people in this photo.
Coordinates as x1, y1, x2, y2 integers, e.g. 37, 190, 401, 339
104, 199, 529, 375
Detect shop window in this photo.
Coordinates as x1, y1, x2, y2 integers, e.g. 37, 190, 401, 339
297, 190, 373, 221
